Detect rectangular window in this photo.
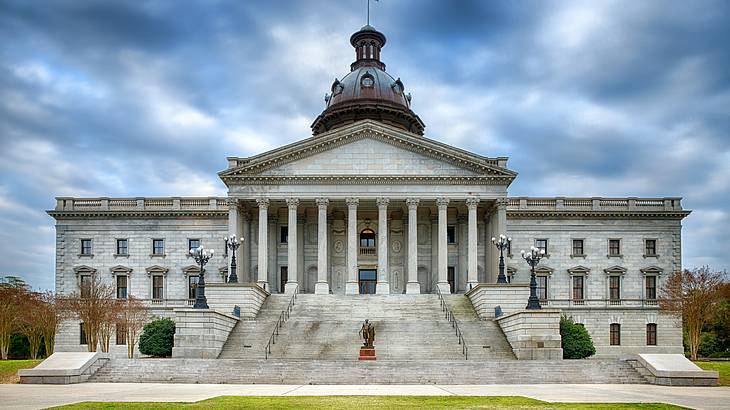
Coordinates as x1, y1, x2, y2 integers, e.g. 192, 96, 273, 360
506, 239, 512, 256
572, 276, 584, 301
152, 239, 164, 255
645, 276, 657, 300
609, 239, 621, 256
188, 239, 200, 251
447, 226, 456, 244
80, 323, 87, 345
80, 275, 91, 298
116, 239, 128, 255
645, 239, 657, 256
280, 226, 288, 244
80, 239, 92, 255
572, 239, 584, 256
610, 323, 621, 346
646, 323, 657, 346
188, 275, 198, 300
537, 276, 548, 301
609, 276, 621, 300
535, 239, 548, 254
116, 275, 128, 299
116, 323, 126, 345
152, 275, 164, 300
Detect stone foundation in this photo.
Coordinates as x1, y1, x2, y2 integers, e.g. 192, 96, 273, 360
205, 282, 269, 318
496, 309, 563, 360
172, 309, 239, 358
465, 283, 531, 319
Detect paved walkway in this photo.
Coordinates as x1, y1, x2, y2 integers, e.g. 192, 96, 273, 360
1, 383, 729, 409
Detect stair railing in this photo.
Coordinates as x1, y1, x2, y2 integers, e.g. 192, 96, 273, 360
435, 286, 468, 360
264, 285, 298, 359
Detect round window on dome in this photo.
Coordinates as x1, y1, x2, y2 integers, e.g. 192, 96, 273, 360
361, 75, 374, 88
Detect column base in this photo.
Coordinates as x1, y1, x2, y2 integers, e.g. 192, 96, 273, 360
376, 282, 390, 294
345, 281, 359, 295
405, 282, 421, 294
437, 282, 452, 294
314, 282, 330, 295
284, 282, 299, 294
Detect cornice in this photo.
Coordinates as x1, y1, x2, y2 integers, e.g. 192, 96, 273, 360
47, 210, 229, 220
224, 175, 513, 185
507, 210, 691, 220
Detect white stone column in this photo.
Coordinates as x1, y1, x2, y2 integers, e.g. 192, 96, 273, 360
315, 198, 330, 295
256, 198, 269, 290
436, 197, 451, 293
285, 198, 299, 294
241, 209, 251, 282
227, 198, 239, 282
406, 198, 420, 294
345, 198, 359, 295
376, 197, 390, 294
466, 196, 480, 289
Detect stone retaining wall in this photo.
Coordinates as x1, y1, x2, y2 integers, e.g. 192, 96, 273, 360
172, 309, 239, 358
496, 309, 562, 360
205, 283, 269, 318
465, 283, 530, 319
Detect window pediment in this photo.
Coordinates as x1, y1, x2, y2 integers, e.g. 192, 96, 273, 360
604, 265, 627, 276
534, 265, 554, 276
640, 266, 664, 275
182, 265, 201, 274
110, 265, 133, 275
73, 265, 96, 275
567, 265, 590, 275
146, 265, 169, 275
506, 266, 517, 275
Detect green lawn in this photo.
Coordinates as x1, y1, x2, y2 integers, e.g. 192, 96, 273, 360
694, 360, 730, 386
53, 396, 683, 409
0, 359, 42, 384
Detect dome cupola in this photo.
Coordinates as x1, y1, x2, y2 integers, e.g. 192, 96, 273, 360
311, 25, 425, 136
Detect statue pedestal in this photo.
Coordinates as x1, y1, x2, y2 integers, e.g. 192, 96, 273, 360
358, 347, 376, 361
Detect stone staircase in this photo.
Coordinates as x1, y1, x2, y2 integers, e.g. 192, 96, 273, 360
218, 294, 292, 359
266, 294, 469, 360
442, 295, 515, 360
89, 358, 647, 384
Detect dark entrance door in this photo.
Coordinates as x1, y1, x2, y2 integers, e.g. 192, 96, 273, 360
280, 266, 288, 293
447, 266, 455, 294
359, 269, 377, 294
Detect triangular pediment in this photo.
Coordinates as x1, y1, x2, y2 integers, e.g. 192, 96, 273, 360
220, 121, 516, 182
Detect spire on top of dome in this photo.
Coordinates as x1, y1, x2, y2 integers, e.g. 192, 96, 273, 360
350, 24, 387, 71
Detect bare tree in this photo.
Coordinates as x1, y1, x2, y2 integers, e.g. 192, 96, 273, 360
660, 267, 726, 360
16, 292, 44, 359
0, 279, 26, 360
37, 292, 61, 357
60, 274, 116, 352
117, 297, 150, 358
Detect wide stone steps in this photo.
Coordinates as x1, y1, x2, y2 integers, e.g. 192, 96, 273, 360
442, 295, 515, 360
218, 294, 293, 359
90, 358, 647, 384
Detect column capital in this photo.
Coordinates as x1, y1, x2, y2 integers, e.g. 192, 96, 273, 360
436, 197, 450, 209
466, 196, 480, 210
286, 197, 300, 209
346, 197, 360, 208
256, 197, 270, 209
226, 197, 239, 208
406, 197, 420, 210
376, 197, 390, 208
315, 197, 330, 209
496, 197, 509, 208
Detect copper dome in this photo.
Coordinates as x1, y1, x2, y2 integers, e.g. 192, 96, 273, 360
311, 25, 425, 135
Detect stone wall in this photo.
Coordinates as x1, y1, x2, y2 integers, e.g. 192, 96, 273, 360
205, 283, 269, 318
465, 284, 530, 318
496, 309, 563, 360
172, 309, 239, 359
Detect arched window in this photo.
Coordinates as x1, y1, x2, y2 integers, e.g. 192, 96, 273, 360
360, 229, 375, 248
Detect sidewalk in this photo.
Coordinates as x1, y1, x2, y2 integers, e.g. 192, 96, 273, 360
1, 383, 728, 410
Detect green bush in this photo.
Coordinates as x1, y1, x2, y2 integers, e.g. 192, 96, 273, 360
138, 318, 175, 357
560, 315, 596, 359
8, 333, 47, 359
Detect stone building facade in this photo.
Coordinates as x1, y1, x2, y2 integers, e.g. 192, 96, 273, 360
48, 25, 689, 358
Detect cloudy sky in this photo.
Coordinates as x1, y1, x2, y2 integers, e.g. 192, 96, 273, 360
1, 0, 728, 290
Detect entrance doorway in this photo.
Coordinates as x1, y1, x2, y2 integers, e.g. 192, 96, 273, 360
358, 269, 377, 294
280, 266, 288, 293
447, 266, 455, 294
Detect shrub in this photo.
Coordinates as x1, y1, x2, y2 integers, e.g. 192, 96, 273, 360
138, 318, 175, 357
560, 315, 596, 359
699, 332, 723, 358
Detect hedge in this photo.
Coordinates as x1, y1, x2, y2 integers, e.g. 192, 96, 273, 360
560, 315, 596, 359
138, 318, 175, 357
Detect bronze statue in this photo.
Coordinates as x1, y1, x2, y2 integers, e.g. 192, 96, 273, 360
359, 319, 375, 348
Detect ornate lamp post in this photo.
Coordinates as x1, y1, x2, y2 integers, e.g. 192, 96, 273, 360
491, 234, 511, 284
224, 235, 244, 283
521, 246, 545, 310
190, 246, 214, 309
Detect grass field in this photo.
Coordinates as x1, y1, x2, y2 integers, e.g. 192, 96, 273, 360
0, 359, 42, 384
694, 360, 730, 386
53, 396, 683, 409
